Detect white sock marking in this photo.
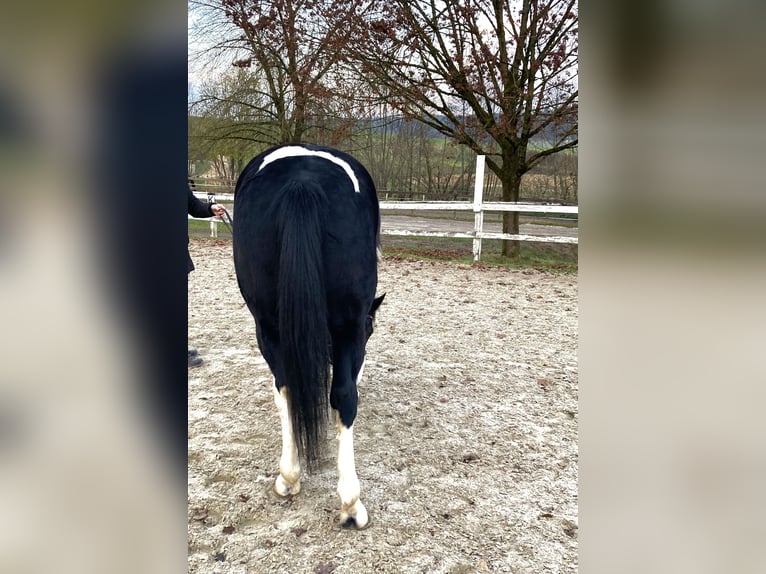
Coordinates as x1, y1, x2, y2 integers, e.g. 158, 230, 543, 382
335, 412, 369, 528
274, 386, 301, 492
336, 422, 360, 505
257, 145, 361, 193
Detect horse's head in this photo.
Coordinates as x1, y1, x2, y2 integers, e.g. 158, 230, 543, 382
365, 293, 386, 341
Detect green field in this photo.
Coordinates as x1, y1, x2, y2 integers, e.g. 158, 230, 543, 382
380, 235, 577, 272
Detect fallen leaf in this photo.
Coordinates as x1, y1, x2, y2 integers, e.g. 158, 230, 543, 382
562, 519, 578, 538
222, 525, 235, 534
190, 507, 208, 522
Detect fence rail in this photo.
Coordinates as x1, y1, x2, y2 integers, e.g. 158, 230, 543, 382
188, 156, 578, 260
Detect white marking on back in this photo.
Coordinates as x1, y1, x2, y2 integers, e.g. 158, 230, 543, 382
257, 145, 360, 193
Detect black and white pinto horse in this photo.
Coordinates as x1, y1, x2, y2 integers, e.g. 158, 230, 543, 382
233, 144, 384, 529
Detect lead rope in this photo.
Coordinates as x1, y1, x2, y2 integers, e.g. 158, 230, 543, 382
208, 192, 234, 235
218, 205, 234, 235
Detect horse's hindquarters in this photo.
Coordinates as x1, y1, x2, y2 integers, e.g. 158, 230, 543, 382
232, 143, 380, 530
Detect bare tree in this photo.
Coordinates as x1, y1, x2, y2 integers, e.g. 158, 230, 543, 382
191, 69, 282, 146
188, 72, 273, 178
418, 134, 474, 198
190, 0, 364, 145
352, 0, 578, 257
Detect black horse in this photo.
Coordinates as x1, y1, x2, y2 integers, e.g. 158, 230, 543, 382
233, 144, 384, 529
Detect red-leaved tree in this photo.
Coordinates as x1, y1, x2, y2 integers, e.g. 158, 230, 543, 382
351, 0, 578, 257
190, 0, 365, 145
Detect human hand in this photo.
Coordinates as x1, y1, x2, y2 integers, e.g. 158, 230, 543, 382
210, 204, 226, 218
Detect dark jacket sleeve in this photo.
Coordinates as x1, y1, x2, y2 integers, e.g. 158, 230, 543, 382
188, 186, 213, 218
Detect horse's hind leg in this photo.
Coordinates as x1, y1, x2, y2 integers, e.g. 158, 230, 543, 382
257, 322, 302, 496
273, 385, 301, 496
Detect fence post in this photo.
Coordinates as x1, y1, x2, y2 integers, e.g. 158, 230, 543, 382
472, 155, 486, 262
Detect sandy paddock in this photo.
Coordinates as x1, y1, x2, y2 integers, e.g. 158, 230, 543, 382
187, 239, 578, 574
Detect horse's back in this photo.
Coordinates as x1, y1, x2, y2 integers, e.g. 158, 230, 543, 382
234, 144, 378, 237
235, 144, 377, 207
233, 144, 379, 315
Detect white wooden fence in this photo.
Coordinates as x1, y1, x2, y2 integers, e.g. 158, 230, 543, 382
190, 155, 578, 261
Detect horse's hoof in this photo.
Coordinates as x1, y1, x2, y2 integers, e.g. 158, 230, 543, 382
339, 501, 369, 530
274, 474, 301, 497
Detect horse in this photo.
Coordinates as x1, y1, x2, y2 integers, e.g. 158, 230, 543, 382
232, 143, 385, 529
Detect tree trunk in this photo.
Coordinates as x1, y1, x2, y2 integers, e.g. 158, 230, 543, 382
501, 171, 522, 258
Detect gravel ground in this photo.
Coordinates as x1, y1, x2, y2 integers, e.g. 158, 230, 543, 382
188, 239, 578, 574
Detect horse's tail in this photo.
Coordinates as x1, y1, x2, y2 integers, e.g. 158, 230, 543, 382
276, 180, 329, 471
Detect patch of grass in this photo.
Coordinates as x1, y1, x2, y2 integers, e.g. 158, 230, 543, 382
381, 236, 577, 273
188, 219, 232, 240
